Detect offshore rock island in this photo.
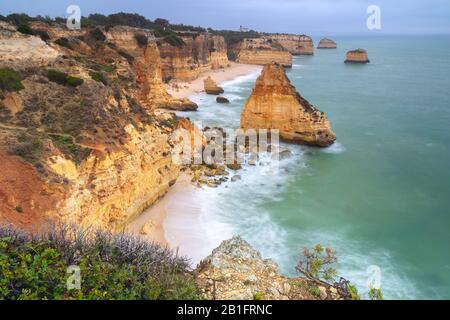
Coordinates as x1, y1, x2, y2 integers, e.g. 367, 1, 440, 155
241, 63, 336, 147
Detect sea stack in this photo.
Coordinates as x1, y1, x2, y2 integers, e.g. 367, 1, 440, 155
204, 76, 224, 95
240, 63, 336, 147
345, 49, 370, 64
317, 38, 337, 49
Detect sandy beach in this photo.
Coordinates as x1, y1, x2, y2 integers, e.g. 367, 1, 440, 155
127, 62, 260, 257
166, 62, 261, 99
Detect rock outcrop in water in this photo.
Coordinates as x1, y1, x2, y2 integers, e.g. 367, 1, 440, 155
231, 38, 292, 67
240, 63, 336, 147
317, 38, 337, 49
204, 76, 224, 95
345, 49, 370, 64
195, 236, 344, 300
265, 34, 315, 55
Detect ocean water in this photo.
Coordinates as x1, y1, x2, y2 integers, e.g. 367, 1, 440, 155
167, 36, 450, 299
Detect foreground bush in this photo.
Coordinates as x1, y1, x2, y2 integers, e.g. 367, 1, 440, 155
0, 225, 199, 300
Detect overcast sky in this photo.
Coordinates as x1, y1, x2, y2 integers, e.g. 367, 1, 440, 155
1, 0, 449, 35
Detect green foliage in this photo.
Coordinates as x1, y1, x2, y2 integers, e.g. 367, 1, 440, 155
154, 29, 185, 48
89, 71, 107, 85
46, 70, 84, 87
17, 24, 33, 35
368, 288, 384, 300
296, 244, 338, 283
0, 225, 199, 300
253, 292, 265, 300
55, 37, 71, 49
134, 33, 148, 48
89, 28, 106, 42
32, 29, 50, 41
347, 284, 360, 300
0, 68, 24, 92
308, 286, 321, 298
9, 134, 43, 164
49, 135, 90, 165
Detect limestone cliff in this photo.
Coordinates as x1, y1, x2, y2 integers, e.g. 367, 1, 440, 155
264, 34, 314, 55
345, 49, 370, 64
317, 38, 337, 49
232, 38, 292, 67
0, 22, 198, 232
240, 63, 336, 147
105, 26, 197, 111
157, 33, 229, 82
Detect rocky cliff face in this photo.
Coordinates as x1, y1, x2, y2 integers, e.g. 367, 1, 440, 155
241, 63, 336, 147
232, 38, 292, 67
345, 49, 370, 64
264, 34, 314, 55
105, 26, 197, 111
0, 22, 199, 232
317, 38, 337, 49
157, 33, 229, 82
195, 236, 343, 300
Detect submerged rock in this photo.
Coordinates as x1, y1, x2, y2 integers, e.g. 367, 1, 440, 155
317, 38, 337, 49
240, 63, 336, 147
204, 76, 224, 95
345, 49, 370, 64
216, 96, 230, 103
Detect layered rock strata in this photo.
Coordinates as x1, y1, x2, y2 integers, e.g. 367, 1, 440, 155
345, 49, 370, 64
232, 38, 292, 67
240, 63, 336, 147
317, 38, 337, 49
157, 33, 229, 82
264, 34, 314, 55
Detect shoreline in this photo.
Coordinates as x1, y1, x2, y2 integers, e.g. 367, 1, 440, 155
166, 62, 261, 99
128, 62, 260, 252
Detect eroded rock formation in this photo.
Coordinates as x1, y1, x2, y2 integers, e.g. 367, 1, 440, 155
232, 38, 292, 67
240, 63, 336, 147
0, 22, 199, 232
317, 38, 337, 49
345, 49, 370, 64
204, 76, 224, 95
264, 34, 314, 55
195, 236, 343, 300
157, 33, 229, 82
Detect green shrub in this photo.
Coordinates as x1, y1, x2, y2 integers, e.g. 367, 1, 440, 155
368, 288, 384, 300
154, 29, 185, 48
33, 29, 50, 41
0, 68, 24, 92
46, 70, 84, 87
89, 28, 106, 42
347, 284, 360, 300
0, 225, 199, 300
253, 292, 265, 300
49, 135, 90, 165
89, 71, 107, 85
134, 33, 148, 47
17, 24, 32, 35
55, 37, 71, 49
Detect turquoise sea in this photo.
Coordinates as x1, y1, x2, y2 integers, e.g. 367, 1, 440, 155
170, 36, 450, 299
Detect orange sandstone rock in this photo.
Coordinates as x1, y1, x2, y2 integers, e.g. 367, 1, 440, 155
240, 63, 336, 147
317, 38, 337, 49
204, 76, 224, 95
345, 49, 370, 64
